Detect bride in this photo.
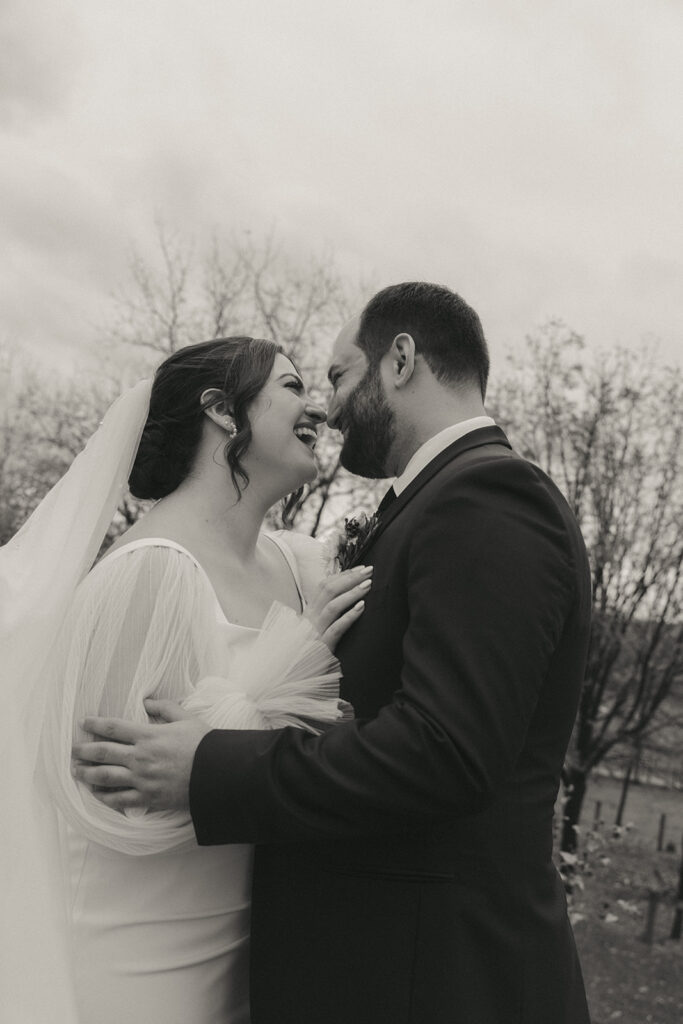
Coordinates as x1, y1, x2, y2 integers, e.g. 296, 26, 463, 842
0, 337, 370, 1024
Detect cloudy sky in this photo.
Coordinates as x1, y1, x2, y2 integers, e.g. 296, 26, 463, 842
1, 0, 681, 371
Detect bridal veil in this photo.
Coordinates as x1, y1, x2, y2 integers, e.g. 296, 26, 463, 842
0, 380, 152, 1021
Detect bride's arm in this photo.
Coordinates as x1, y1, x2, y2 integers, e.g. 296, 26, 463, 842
70, 546, 211, 732
42, 545, 213, 853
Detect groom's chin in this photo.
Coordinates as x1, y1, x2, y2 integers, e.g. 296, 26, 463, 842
339, 443, 386, 480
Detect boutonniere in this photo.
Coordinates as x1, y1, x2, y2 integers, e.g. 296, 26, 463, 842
334, 509, 381, 571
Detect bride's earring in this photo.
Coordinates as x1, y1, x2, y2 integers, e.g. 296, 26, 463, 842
201, 388, 237, 438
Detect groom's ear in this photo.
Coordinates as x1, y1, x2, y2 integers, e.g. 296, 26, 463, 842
388, 333, 416, 390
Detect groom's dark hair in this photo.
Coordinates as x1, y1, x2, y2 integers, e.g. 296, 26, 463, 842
357, 282, 490, 399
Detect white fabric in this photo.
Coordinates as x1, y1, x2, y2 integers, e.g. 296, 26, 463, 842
271, 526, 334, 599
0, 379, 153, 1024
392, 415, 496, 495
40, 536, 341, 1023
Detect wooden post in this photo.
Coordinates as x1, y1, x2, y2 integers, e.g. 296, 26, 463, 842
657, 813, 666, 852
641, 891, 660, 944
671, 833, 683, 941
615, 756, 635, 826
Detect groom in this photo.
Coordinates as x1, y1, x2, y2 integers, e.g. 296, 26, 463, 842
77, 282, 592, 1024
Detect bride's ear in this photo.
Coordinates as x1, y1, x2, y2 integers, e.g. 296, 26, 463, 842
200, 389, 236, 435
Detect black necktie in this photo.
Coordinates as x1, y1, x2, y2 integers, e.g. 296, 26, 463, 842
376, 486, 397, 517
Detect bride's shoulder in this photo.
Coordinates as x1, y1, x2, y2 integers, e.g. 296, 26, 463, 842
89, 536, 204, 590
75, 538, 211, 627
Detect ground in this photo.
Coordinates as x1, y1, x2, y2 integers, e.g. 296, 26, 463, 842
557, 776, 683, 1024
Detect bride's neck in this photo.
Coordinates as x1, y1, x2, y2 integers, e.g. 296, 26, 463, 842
147, 467, 273, 566
131, 421, 297, 563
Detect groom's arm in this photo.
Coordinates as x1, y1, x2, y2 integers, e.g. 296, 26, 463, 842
191, 458, 582, 845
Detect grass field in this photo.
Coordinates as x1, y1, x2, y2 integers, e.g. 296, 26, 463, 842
559, 776, 683, 1024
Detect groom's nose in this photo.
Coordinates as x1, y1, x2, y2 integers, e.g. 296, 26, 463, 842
326, 394, 342, 431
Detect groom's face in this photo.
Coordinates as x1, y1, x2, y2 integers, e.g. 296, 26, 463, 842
327, 319, 396, 479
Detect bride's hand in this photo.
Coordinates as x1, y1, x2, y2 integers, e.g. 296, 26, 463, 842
305, 565, 373, 651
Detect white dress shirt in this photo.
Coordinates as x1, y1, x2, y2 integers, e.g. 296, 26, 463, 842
392, 416, 496, 496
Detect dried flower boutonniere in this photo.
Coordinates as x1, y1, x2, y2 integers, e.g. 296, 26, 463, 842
334, 509, 382, 571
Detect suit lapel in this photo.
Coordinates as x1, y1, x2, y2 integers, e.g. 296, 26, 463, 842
351, 426, 512, 566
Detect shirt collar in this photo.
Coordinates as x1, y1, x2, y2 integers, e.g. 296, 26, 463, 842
392, 416, 496, 496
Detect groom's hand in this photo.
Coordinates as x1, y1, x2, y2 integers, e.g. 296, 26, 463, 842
72, 701, 212, 814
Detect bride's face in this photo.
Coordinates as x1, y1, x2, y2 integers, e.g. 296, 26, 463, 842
243, 354, 325, 494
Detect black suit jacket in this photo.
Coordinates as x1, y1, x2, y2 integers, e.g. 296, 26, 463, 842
190, 427, 592, 1024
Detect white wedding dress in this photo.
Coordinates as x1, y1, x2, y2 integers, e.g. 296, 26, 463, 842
39, 530, 340, 1024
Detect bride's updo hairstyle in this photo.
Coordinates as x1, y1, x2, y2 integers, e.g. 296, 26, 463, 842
129, 336, 285, 503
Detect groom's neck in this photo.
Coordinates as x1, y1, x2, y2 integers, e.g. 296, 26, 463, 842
388, 388, 487, 477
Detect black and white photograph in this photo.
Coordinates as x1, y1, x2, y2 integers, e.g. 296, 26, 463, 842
1, 3, 681, 1022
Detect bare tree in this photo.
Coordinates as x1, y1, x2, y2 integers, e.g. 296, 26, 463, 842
2, 230, 381, 551
106, 225, 383, 535
490, 321, 683, 852
0, 344, 117, 545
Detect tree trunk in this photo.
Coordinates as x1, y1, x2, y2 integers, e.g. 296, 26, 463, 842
561, 766, 588, 853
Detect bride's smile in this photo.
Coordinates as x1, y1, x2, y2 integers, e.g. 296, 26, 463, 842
241, 353, 326, 498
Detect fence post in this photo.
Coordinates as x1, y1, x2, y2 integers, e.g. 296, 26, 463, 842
671, 832, 683, 941
641, 891, 661, 944
615, 756, 635, 826
657, 813, 667, 852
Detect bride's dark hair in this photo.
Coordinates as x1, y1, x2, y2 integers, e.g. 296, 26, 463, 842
129, 337, 303, 522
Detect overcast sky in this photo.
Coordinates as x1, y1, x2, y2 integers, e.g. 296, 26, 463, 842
1, 0, 681, 372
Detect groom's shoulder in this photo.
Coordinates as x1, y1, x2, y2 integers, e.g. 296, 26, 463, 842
434, 433, 558, 489
431, 436, 530, 489
424, 440, 578, 530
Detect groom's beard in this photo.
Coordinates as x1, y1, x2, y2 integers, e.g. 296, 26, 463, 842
339, 365, 396, 479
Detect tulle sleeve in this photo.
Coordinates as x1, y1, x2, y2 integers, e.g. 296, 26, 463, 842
42, 545, 215, 854
41, 543, 344, 855
269, 529, 334, 604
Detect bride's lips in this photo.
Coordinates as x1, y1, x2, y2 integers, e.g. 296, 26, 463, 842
293, 424, 318, 451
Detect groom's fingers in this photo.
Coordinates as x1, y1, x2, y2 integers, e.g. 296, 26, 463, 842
80, 716, 152, 744
92, 788, 148, 812
144, 698, 192, 722
72, 740, 135, 767
72, 763, 133, 789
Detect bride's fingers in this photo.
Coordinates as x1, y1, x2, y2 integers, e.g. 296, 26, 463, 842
315, 579, 373, 634
309, 566, 372, 612
322, 598, 365, 651
72, 763, 133, 789
72, 740, 135, 767
80, 716, 152, 744
323, 566, 373, 601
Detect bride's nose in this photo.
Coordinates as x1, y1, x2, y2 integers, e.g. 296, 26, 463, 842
306, 401, 326, 424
